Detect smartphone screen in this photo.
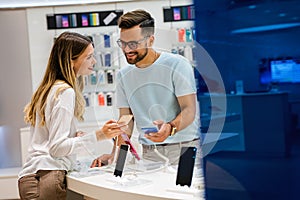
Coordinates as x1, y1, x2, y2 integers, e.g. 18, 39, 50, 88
81, 14, 89, 26
120, 133, 140, 160
114, 144, 129, 177
176, 146, 197, 187
141, 127, 158, 134
173, 7, 181, 21
62, 15, 69, 28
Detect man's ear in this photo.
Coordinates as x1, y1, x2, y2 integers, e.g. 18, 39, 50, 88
149, 35, 155, 46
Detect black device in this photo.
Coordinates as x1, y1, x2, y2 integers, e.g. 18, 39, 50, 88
113, 144, 129, 177
176, 146, 197, 187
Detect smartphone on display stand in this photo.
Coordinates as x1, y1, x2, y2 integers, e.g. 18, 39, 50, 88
117, 115, 140, 161
176, 146, 197, 187
114, 144, 129, 177
120, 133, 140, 161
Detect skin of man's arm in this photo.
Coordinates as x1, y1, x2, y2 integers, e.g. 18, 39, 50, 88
145, 93, 196, 143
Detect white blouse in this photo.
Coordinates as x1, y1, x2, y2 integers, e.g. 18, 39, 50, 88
19, 83, 97, 178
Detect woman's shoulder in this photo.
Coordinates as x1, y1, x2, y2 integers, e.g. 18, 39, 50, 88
51, 81, 75, 98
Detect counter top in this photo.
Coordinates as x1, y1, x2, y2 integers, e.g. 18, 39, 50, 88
66, 133, 239, 200
67, 164, 204, 200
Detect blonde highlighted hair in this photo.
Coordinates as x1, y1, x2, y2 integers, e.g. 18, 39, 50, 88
24, 32, 92, 126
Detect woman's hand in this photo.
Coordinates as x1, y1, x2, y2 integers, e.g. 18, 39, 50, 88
96, 119, 127, 140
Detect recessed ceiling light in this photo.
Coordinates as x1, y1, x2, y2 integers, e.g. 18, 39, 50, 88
279, 13, 286, 17
248, 5, 256, 9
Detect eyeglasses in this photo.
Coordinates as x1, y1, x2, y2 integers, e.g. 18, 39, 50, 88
116, 37, 149, 50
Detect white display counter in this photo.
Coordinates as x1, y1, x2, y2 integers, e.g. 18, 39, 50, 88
0, 125, 238, 200
66, 133, 239, 200
67, 164, 205, 200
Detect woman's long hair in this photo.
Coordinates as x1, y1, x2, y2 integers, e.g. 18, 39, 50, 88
24, 32, 92, 126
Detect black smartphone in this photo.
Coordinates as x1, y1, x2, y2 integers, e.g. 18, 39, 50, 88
113, 144, 129, 177
176, 146, 197, 187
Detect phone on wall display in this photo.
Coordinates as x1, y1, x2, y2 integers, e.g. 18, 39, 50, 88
81, 14, 89, 26
114, 144, 129, 177
176, 146, 197, 187
173, 7, 181, 21
61, 15, 69, 28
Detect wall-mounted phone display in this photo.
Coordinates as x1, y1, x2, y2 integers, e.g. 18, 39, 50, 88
46, 10, 123, 30
163, 5, 195, 22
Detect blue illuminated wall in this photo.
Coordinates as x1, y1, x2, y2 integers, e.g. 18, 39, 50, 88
194, 1, 300, 97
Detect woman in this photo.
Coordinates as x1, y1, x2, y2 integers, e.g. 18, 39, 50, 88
18, 31, 124, 199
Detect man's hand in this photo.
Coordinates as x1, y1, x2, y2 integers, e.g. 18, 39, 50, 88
144, 120, 171, 142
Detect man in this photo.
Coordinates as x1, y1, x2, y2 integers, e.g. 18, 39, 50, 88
91, 9, 200, 166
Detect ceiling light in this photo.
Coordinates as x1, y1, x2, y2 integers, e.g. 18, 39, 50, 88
279, 13, 286, 17
248, 5, 256, 9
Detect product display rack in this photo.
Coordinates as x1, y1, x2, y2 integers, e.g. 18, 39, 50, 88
163, 5, 195, 22
81, 31, 122, 122
171, 27, 197, 66
47, 10, 124, 30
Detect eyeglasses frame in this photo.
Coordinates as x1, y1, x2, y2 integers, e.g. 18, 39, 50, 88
116, 36, 150, 50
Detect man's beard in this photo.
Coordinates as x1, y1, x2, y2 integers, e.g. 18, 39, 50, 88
125, 48, 148, 64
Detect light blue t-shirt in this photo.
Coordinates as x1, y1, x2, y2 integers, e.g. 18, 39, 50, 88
116, 52, 200, 145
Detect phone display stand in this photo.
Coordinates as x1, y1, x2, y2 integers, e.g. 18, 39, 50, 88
106, 173, 152, 189
166, 185, 203, 197
127, 160, 166, 173
70, 163, 106, 178
191, 166, 205, 191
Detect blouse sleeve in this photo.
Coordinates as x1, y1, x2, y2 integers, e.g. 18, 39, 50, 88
47, 88, 97, 158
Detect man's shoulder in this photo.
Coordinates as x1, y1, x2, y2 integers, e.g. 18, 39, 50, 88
159, 52, 191, 70
119, 64, 134, 73
160, 52, 188, 63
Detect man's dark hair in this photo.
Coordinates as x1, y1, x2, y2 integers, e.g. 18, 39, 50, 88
118, 9, 155, 36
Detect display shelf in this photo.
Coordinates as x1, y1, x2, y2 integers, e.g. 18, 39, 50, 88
75, 30, 121, 122
163, 5, 195, 22
46, 10, 123, 30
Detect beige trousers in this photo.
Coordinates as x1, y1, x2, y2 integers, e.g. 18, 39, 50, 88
18, 170, 67, 200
